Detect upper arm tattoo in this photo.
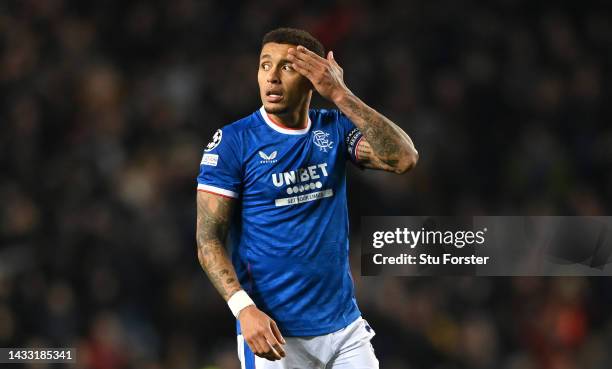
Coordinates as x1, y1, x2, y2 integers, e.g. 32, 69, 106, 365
197, 191, 232, 245
196, 191, 241, 300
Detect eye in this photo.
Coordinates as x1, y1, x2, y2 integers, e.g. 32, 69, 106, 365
261, 63, 271, 71
282, 64, 293, 71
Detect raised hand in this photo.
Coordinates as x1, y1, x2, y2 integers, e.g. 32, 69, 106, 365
287, 45, 349, 103
287, 47, 418, 175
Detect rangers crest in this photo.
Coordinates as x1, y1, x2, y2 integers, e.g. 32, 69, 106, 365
312, 130, 333, 152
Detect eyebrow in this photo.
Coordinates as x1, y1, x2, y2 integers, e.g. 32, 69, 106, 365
259, 56, 292, 64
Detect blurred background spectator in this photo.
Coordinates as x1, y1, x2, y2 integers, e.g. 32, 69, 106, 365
1, 0, 612, 368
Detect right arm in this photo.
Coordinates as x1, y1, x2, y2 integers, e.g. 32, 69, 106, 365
196, 191, 286, 360
196, 190, 241, 300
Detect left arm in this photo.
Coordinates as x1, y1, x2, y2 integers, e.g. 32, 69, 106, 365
287, 46, 418, 174
335, 91, 418, 173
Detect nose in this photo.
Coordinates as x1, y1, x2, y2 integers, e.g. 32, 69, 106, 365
266, 66, 281, 84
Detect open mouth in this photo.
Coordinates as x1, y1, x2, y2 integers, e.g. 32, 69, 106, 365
266, 90, 284, 103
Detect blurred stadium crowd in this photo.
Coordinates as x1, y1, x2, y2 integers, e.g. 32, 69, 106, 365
1, 0, 612, 368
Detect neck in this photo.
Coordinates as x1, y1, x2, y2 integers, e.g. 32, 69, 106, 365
267, 95, 311, 129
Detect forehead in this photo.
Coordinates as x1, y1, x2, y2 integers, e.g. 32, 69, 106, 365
260, 42, 296, 59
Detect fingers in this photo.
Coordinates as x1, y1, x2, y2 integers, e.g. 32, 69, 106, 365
287, 48, 326, 82
297, 45, 326, 62
327, 50, 342, 72
240, 308, 288, 362
248, 337, 282, 361
327, 50, 339, 67
266, 323, 286, 357
288, 46, 341, 77
266, 322, 286, 360
287, 52, 315, 78
271, 320, 286, 345
261, 342, 282, 361
261, 320, 285, 359
288, 46, 325, 71
289, 45, 325, 64
289, 57, 314, 78
265, 331, 286, 359
244, 325, 286, 361
246, 337, 266, 358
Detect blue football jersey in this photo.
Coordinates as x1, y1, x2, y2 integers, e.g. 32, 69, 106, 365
197, 106, 364, 336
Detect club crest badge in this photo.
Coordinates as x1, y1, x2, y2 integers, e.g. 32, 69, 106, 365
312, 130, 333, 152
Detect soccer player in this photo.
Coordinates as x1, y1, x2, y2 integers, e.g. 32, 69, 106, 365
196, 28, 418, 368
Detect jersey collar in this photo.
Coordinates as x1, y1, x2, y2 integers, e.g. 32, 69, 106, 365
259, 106, 311, 135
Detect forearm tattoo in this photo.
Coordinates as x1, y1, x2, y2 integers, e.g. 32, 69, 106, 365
340, 93, 416, 170
344, 97, 400, 162
357, 140, 395, 171
196, 192, 241, 301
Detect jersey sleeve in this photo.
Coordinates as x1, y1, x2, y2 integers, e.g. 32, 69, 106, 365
196, 126, 242, 198
337, 110, 364, 165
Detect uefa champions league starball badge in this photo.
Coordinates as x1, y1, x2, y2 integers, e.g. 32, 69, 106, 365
205, 129, 223, 152
312, 130, 333, 152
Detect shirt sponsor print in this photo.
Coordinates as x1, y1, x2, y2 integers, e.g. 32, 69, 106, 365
270, 162, 333, 206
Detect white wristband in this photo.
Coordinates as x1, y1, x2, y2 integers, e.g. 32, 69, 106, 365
227, 290, 255, 318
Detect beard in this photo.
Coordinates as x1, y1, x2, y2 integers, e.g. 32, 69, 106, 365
263, 102, 289, 115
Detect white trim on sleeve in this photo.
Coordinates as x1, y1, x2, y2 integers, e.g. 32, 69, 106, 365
197, 183, 239, 198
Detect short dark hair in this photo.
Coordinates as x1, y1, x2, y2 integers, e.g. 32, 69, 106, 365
262, 27, 325, 57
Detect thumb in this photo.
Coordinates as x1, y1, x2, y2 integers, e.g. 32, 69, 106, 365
328, 51, 340, 67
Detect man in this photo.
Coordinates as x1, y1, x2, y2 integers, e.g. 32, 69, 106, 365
196, 28, 418, 368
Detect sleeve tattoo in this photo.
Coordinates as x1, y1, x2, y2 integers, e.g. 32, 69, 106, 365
356, 139, 396, 171
338, 92, 418, 173
196, 191, 242, 301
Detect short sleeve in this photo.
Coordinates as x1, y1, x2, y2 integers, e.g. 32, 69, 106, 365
196, 127, 242, 198
337, 111, 364, 165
